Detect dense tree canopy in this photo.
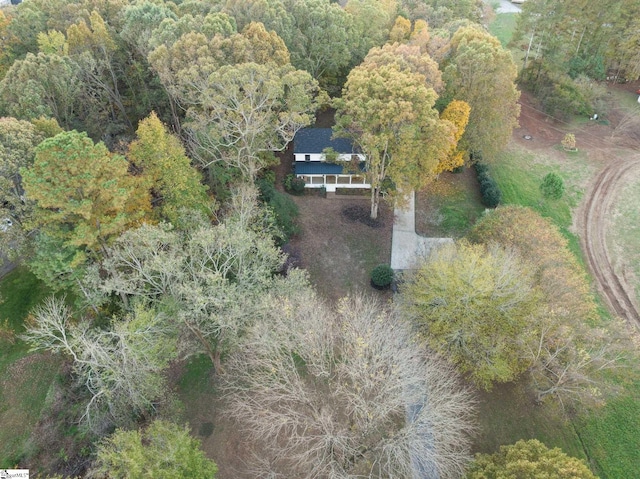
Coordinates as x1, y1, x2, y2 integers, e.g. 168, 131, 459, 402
335, 49, 455, 218
183, 62, 320, 180
86, 186, 284, 374
128, 112, 210, 225
466, 439, 598, 479
91, 420, 218, 478
2, 1, 622, 476
0, 117, 60, 258
402, 241, 541, 388
399, 0, 483, 28
0, 52, 84, 128
442, 24, 520, 159
515, 0, 640, 81
22, 130, 150, 288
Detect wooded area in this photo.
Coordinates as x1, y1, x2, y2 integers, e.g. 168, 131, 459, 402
0, 0, 638, 477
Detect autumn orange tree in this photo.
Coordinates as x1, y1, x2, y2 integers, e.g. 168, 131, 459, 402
469, 206, 622, 405
436, 99, 471, 174
442, 24, 520, 159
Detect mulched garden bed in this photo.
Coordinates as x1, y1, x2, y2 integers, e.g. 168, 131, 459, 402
341, 204, 384, 228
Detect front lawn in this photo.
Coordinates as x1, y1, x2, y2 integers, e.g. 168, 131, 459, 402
415, 168, 484, 238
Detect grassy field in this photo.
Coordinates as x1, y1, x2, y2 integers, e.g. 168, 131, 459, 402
473, 382, 586, 461
484, 142, 640, 478
489, 145, 595, 260
610, 172, 640, 302
488, 12, 518, 47
0, 267, 59, 467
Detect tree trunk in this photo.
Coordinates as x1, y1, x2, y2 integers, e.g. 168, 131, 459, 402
370, 187, 380, 219
183, 320, 224, 375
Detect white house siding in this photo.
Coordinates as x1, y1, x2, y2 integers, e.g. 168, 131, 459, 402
297, 174, 370, 192
293, 153, 366, 162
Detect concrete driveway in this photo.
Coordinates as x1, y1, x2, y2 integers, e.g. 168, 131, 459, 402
390, 192, 452, 271
495, 0, 522, 13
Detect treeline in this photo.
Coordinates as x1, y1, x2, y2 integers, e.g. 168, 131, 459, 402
514, 0, 640, 120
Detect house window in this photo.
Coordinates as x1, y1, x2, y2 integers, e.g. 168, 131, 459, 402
351, 176, 364, 184
325, 175, 337, 184
305, 154, 311, 162
311, 176, 324, 185
337, 176, 350, 184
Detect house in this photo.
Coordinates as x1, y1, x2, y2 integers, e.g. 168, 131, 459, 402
293, 128, 370, 192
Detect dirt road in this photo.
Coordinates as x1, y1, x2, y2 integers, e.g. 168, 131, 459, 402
577, 154, 640, 327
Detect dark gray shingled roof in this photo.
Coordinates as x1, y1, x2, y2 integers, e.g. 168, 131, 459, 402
293, 128, 356, 154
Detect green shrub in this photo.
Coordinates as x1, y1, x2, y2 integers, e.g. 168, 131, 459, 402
258, 169, 276, 186
475, 163, 502, 208
371, 264, 394, 289
284, 174, 306, 195
482, 185, 502, 208
540, 172, 565, 199
257, 177, 276, 202
268, 190, 300, 244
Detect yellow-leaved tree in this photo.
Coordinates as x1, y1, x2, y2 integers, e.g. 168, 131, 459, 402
128, 112, 210, 226
436, 99, 471, 173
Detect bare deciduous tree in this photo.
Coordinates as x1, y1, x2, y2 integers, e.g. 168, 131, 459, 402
84, 186, 284, 374
223, 292, 475, 478
526, 321, 626, 406
610, 107, 640, 142
22, 297, 177, 433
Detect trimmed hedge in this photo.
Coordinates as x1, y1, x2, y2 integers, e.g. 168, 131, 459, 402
474, 161, 502, 208
335, 188, 370, 196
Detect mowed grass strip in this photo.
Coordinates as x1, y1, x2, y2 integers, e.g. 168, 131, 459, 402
488, 13, 518, 47
0, 267, 59, 466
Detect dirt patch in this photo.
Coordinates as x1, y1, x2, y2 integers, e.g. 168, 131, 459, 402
288, 195, 392, 302
575, 152, 640, 327
516, 86, 640, 327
